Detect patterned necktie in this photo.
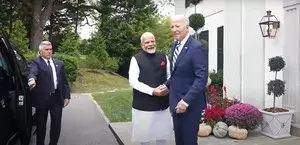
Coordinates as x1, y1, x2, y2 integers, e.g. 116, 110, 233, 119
47, 60, 55, 91
172, 42, 181, 71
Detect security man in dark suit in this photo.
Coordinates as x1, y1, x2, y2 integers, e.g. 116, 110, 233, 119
28, 41, 70, 145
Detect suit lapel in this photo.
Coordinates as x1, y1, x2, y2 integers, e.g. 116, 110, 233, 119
172, 36, 192, 72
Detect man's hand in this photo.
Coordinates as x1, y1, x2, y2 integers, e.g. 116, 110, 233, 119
176, 101, 187, 113
28, 79, 36, 89
64, 99, 70, 107
153, 84, 169, 96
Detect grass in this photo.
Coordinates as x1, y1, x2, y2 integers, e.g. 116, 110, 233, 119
71, 67, 132, 122
92, 89, 132, 122
71, 68, 130, 93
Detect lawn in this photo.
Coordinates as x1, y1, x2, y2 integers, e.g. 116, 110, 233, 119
71, 68, 130, 93
92, 89, 132, 122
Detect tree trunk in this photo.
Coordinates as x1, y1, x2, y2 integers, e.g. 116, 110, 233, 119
30, 21, 43, 51
30, 0, 55, 51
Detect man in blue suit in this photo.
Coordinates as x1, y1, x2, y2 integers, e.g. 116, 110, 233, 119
28, 41, 70, 145
164, 15, 208, 145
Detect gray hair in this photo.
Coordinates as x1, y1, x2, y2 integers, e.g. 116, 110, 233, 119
38, 41, 52, 50
171, 14, 189, 26
140, 32, 154, 42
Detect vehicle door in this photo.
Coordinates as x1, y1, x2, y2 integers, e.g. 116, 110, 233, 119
0, 36, 32, 145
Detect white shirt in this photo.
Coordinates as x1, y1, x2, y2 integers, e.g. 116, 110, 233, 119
41, 57, 57, 89
128, 53, 170, 95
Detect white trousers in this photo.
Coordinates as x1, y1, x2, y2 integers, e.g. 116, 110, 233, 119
131, 108, 173, 142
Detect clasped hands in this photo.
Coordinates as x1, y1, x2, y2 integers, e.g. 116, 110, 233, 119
152, 84, 169, 96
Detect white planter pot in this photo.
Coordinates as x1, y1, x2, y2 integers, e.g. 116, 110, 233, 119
260, 109, 294, 139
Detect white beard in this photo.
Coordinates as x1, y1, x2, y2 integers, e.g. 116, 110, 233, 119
144, 48, 156, 54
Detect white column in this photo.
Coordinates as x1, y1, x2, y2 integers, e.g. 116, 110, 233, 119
224, 0, 265, 109
283, 0, 300, 124
224, 0, 243, 101
240, 0, 265, 109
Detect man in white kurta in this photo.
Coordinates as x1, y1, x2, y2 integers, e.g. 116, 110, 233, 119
128, 32, 172, 145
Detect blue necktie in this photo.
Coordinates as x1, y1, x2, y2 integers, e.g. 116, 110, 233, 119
172, 42, 181, 70
47, 60, 55, 92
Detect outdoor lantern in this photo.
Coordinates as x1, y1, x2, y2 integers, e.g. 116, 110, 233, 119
259, 10, 280, 38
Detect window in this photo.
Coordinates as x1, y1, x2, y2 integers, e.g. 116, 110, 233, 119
198, 30, 209, 72
198, 30, 209, 49
10, 43, 29, 76
0, 52, 8, 71
217, 26, 224, 71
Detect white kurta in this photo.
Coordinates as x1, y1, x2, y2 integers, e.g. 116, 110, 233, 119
128, 54, 172, 142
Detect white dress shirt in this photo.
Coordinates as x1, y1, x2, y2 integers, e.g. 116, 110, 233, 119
128, 53, 170, 95
41, 57, 57, 89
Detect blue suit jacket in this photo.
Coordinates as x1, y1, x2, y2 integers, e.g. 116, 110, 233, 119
166, 36, 208, 113
29, 56, 70, 108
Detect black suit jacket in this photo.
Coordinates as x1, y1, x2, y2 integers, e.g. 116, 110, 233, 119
29, 56, 70, 108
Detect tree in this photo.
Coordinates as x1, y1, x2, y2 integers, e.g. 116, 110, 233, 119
267, 56, 286, 112
189, 13, 205, 40
21, 0, 102, 51
58, 26, 80, 57
10, 20, 29, 54
190, 0, 202, 13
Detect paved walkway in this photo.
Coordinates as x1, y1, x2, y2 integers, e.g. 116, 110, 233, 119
29, 94, 119, 145
110, 122, 300, 145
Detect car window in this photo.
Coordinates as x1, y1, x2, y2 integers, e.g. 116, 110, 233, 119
10, 43, 29, 76
0, 52, 8, 71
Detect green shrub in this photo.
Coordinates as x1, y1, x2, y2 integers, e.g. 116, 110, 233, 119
80, 54, 103, 69
23, 51, 39, 63
199, 39, 208, 51
189, 13, 205, 33
104, 57, 119, 72
53, 53, 78, 83
210, 69, 223, 87
58, 26, 80, 58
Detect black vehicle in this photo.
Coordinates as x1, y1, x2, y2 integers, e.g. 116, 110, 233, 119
0, 35, 32, 145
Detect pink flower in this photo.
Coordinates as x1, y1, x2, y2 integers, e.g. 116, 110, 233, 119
224, 103, 262, 130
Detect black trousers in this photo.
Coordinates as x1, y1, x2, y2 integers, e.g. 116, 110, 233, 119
36, 91, 62, 145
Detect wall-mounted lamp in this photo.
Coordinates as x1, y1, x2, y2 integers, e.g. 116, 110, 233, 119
259, 11, 280, 38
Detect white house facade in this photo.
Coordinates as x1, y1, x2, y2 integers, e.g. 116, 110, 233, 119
175, 0, 300, 135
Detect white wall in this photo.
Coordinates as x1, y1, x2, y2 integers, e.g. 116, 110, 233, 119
283, 0, 300, 123
186, 0, 225, 71
175, 0, 185, 15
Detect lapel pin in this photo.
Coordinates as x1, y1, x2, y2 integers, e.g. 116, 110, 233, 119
56, 65, 58, 67
184, 47, 188, 49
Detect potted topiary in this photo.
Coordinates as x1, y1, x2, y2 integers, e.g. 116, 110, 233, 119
260, 56, 294, 139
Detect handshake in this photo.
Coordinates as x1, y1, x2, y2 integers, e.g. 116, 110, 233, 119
153, 84, 169, 96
